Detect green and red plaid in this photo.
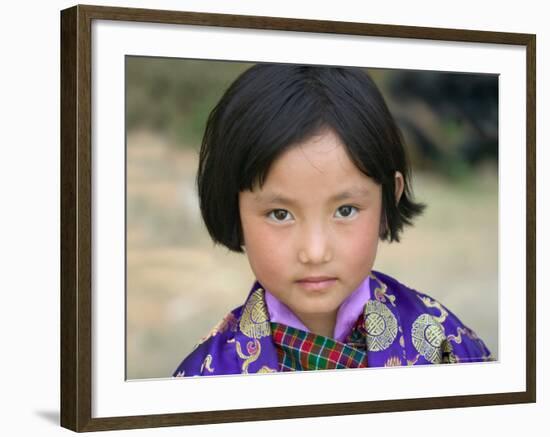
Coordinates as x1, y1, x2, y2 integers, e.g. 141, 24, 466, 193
271, 321, 368, 371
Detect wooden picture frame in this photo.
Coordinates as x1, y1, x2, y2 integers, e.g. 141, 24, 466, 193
60, 4, 536, 432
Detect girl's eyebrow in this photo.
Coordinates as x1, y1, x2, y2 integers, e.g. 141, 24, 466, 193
255, 188, 371, 206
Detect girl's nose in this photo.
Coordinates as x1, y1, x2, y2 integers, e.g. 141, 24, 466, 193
297, 225, 332, 264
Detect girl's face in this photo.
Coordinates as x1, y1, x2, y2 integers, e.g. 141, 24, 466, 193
239, 128, 400, 336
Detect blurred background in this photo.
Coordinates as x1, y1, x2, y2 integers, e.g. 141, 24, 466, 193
125, 57, 498, 379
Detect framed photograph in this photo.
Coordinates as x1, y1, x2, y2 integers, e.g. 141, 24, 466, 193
60, 4, 536, 432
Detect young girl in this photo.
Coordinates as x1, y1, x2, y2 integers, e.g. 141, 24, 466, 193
172, 63, 493, 377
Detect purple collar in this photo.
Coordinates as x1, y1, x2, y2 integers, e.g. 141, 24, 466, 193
264, 275, 371, 342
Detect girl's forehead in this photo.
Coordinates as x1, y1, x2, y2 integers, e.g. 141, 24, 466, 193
252, 184, 375, 207
251, 151, 379, 206
263, 133, 373, 188
273, 133, 347, 168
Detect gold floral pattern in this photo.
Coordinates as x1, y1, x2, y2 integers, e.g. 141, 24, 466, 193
411, 313, 447, 363
239, 288, 271, 339
235, 339, 262, 373
407, 353, 420, 366
447, 326, 483, 344
200, 354, 215, 373
258, 366, 278, 373
417, 295, 448, 323
385, 356, 403, 367
447, 326, 466, 344
370, 273, 397, 307
364, 300, 398, 352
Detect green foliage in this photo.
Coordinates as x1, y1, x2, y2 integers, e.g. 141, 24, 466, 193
126, 57, 254, 148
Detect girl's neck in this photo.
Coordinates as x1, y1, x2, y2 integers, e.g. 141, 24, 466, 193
296, 311, 337, 338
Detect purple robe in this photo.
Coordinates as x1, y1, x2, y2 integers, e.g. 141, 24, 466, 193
172, 270, 493, 377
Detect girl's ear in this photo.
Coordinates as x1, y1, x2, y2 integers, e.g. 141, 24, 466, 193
394, 171, 404, 205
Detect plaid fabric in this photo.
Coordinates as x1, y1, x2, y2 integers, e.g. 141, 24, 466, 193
271, 319, 368, 371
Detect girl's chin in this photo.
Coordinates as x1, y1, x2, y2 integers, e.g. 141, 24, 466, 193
292, 302, 340, 317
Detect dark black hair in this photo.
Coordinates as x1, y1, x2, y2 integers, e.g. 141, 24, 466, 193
197, 63, 425, 252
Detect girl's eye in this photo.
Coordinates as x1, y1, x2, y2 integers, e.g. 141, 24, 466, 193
335, 205, 358, 218
268, 209, 293, 222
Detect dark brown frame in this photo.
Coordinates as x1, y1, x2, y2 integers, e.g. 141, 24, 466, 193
60, 4, 536, 432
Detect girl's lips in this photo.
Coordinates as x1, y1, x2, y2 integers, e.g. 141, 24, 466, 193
297, 276, 336, 282
296, 277, 337, 291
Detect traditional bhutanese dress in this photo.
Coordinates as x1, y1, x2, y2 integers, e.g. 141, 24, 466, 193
172, 270, 493, 377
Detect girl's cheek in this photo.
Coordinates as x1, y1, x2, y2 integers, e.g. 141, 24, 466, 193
260, 226, 290, 257
247, 228, 289, 281
342, 219, 379, 255
244, 219, 286, 255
